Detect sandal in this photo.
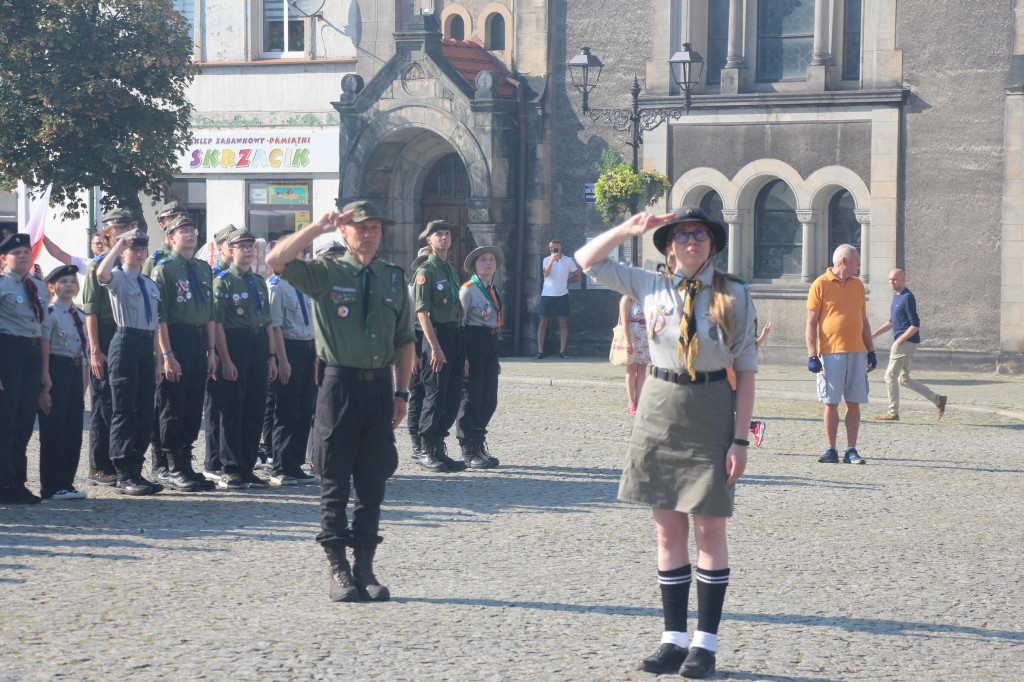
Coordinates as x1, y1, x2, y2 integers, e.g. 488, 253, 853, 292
559, 351, 571, 359
533, 352, 545, 359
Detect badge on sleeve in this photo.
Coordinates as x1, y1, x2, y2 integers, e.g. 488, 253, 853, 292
338, 305, 349, 318
417, 275, 426, 285
236, 307, 244, 315
436, 282, 444, 291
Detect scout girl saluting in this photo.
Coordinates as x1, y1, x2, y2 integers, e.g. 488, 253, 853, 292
575, 206, 758, 679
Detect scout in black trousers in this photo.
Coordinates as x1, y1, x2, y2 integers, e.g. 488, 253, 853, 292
0, 233, 48, 504
38, 265, 89, 500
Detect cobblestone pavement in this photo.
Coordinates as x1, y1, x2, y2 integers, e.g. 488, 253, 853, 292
2, 360, 1023, 681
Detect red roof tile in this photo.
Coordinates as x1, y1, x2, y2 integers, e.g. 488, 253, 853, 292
440, 38, 517, 99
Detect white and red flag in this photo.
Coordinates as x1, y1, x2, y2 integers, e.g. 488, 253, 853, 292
24, 183, 53, 266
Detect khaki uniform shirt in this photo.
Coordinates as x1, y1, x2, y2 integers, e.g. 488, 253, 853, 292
0, 271, 47, 338
82, 253, 114, 321
151, 251, 214, 326
413, 255, 463, 324
100, 267, 161, 332
214, 265, 272, 330
280, 252, 415, 369
586, 259, 758, 374
141, 246, 170, 278
269, 275, 314, 341
42, 300, 88, 358
459, 278, 501, 328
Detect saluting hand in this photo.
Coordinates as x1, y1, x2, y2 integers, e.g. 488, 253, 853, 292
623, 211, 677, 237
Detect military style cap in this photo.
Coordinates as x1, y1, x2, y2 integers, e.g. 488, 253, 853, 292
418, 220, 458, 246
341, 200, 395, 226
0, 232, 30, 254
102, 208, 135, 225
44, 264, 79, 283
464, 245, 504, 274
213, 224, 239, 244
315, 241, 346, 258
227, 230, 257, 245
410, 246, 431, 271
157, 200, 187, 220
122, 229, 150, 248
165, 215, 198, 234
652, 205, 728, 256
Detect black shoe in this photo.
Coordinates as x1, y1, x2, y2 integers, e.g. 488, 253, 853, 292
4, 485, 42, 505
242, 470, 269, 489
115, 473, 158, 496
817, 447, 839, 463
410, 433, 424, 463
135, 471, 164, 494
460, 441, 490, 470
286, 469, 318, 484
165, 470, 204, 492
680, 647, 716, 678
87, 468, 118, 486
352, 546, 390, 602
637, 643, 687, 674
417, 440, 448, 473
434, 441, 466, 472
476, 440, 499, 468
153, 466, 173, 486
843, 447, 865, 464
326, 553, 362, 603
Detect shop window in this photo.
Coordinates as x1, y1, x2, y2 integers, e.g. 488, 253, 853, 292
449, 15, 465, 41
756, 0, 814, 82
699, 190, 728, 270
754, 179, 801, 278
167, 178, 208, 244
828, 190, 860, 256
842, 0, 862, 81
246, 181, 312, 244
261, 0, 305, 57
486, 14, 505, 51
706, 0, 729, 85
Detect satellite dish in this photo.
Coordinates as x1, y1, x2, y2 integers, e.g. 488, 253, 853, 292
288, 0, 326, 18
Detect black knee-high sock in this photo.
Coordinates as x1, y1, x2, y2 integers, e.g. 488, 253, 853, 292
695, 567, 730, 634
658, 564, 691, 633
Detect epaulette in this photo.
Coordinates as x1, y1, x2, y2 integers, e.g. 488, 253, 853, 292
268, 275, 280, 285
92, 253, 104, 263
149, 250, 164, 260
215, 270, 229, 279
156, 257, 171, 266
378, 259, 403, 272
724, 273, 747, 285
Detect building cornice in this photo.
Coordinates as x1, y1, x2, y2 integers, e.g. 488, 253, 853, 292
641, 88, 909, 110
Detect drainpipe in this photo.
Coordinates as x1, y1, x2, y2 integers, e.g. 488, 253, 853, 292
506, 74, 528, 355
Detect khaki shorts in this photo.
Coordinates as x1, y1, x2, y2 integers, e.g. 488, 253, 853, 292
816, 352, 869, 404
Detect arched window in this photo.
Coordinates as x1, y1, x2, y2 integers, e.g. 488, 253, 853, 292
828, 190, 860, 258
754, 179, 801, 278
487, 14, 505, 51
699, 190, 728, 270
449, 15, 465, 41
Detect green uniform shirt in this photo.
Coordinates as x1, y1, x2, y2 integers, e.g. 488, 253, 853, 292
214, 264, 272, 329
212, 260, 229, 276
280, 252, 415, 369
414, 255, 463, 324
81, 253, 113, 321
151, 251, 214, 325
140, 247, 169, 278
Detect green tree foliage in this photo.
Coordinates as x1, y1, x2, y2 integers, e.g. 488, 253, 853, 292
0, 0, 197, 218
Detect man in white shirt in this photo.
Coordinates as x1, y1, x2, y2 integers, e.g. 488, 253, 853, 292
535, 238, 580, 359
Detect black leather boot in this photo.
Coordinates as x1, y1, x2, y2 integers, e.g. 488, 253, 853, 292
417, 438, 447, 473
461, 440, 490, 470
352, 546, 390, 602
326, 552, 362, 602
433, 440, 466, 472
476, 439, 499, 468
410, 433, 424, 463
114, 466, 158, 496
166, 451, 204, 492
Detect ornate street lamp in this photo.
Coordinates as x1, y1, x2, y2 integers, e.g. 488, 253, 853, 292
568, 43, 705, 264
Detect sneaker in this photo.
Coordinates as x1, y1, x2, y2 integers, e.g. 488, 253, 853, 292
680, 646, 716, 678
203, 469, 223, 482
87, 468, 118, 486
287, 469, 317, 484
52, 489, 87, 500
749, 420, 766, 447
242, 471, 269, 489
637, 643, 688, 674
270, 473, 297, 486
817, 447, 839, 463
217, 472, 245, 489
843, 448, 865, 465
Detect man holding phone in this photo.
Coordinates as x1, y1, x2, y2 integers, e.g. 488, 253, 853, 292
535, 239, 580, 359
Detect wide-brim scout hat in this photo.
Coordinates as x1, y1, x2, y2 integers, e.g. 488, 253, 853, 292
652, 205, 728, 256
45, 264, 80, 283
342, 200, 395, 226
157, 200, 187, 222
418, 219, 459, 247
213, 224, 238, 245
122, 229, 150, 248
464, 245, 504, 274
0, 232, 30, 254
410, 246, 431, 271
227, 230, 257, 246
165, 215, 198, 235
315, 241, 346, 258
102, 208, 135, 226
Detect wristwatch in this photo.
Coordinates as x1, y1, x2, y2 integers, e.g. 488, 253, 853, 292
394, 391, 409, 400
732, 438, 750, 447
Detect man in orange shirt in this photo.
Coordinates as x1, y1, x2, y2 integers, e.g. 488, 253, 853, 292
805, 244, 877, 464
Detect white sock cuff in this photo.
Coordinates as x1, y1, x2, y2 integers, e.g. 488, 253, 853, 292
690, 630, 718, 652
661, 631, 689, 648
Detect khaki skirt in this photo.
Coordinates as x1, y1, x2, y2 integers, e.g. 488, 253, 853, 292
618, 373, 736, 517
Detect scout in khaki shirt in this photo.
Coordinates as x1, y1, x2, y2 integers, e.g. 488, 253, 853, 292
213, 230, 278, 490
266, 200, 415, 605
150, 215, 217, 491
96, 230, 164, 496
202, 224, 238, 481
0, 233, 48, 504
37, 265, 89, 500
412, 220, 467, 474
141, 199, 188, 278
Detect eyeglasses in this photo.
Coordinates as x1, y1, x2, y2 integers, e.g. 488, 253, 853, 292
232, 243, 256, 251
173, 228, 199, 236
670, 229, 710, 244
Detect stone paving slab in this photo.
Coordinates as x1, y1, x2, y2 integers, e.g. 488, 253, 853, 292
2, 376, 1023, 680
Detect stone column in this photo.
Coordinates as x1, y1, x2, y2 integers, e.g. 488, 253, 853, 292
720, 0, 748, 94
855, 209, 871, 283
797, 210, 815, 283
806, 0, 832, 90
722, 210, 742, 277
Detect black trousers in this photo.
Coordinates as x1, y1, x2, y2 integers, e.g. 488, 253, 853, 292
155, 324, 207, 458
314, 367, 398, 552
202, 368, 222, 472
218, 328, 269, 475
108, 329, 156, 469
416, 324, 466, 441
270, 338, 317, 477
88, 323, 115, 473
457, 326, 501, 442
406, 330, 425, 436
0, 334, 43, 490
38, 355, 85, 497
260, 386, 275, 458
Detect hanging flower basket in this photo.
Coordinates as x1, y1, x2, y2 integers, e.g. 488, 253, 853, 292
593, 163, 671, 226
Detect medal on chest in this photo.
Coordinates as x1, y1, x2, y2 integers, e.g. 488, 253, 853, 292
338, 305, 349, 318
648, 307, 667, 339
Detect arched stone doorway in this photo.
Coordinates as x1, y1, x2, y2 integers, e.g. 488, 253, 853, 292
420, 152, 477, 276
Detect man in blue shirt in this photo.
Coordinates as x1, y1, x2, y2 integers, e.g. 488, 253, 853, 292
871, 269, 947, 420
